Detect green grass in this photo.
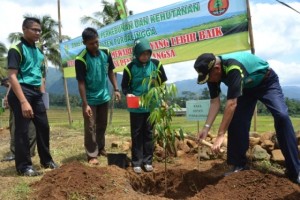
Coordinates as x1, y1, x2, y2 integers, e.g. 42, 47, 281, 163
1, 108, 300, 136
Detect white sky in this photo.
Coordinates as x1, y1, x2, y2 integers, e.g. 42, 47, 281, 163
1, 0, 300, 85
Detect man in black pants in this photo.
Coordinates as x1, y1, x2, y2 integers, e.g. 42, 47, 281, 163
1, 78, 36, 162
7, 17, 57, 176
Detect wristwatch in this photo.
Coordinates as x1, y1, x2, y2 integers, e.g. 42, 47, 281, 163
204, 124, 210, 128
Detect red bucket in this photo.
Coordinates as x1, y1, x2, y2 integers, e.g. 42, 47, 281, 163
127, 96, 140, 108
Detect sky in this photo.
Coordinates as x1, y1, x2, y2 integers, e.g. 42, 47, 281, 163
1, 0, 300, 85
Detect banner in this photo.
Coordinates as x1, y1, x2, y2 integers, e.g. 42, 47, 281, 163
60, 0, 250, 78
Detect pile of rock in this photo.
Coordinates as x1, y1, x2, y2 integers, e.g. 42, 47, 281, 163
171, 131, 300, 165
110, 131, 300, 165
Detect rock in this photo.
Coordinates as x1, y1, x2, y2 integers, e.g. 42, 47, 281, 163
176, 150, 185, 157
249, 137, 260, 147
207, 132, 215, 139
250, 132, 260, 138
186, 139, 198, 149
121, 141, 131, 151
196, 146, 211, 160
178, 140, 190, 153
271, 149, 285, 165
261, 139, 275, 153
260, 132, 275, 143
251, 145, 270, 161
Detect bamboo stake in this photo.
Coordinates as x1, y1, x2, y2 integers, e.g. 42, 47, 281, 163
57, 0, 72, 126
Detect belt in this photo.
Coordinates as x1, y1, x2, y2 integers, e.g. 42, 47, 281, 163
20, 83, 41, 91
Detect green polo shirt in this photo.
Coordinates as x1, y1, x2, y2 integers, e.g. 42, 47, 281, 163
75, 47, 115, 106
7, 37, 45, 86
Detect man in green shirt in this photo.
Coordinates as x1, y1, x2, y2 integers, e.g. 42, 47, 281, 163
75, 27, 121, 165
7, 17, 57, 176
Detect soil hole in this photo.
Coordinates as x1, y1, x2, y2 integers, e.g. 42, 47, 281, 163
127, 168, 221, 199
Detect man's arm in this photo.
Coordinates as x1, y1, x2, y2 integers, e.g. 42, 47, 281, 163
198, 96, 221, 140
108, 70, 119, 91
211, 98, 237, 152
77, 80, 88, 106
77, 80, 93, 118
8, 69, 34, 118
218, 98, 237, 136
4, 84, 11, 108
75, 58, 92, 117
108, 70, 121, 101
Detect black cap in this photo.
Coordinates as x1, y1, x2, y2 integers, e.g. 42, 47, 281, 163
194, 53, 216, 84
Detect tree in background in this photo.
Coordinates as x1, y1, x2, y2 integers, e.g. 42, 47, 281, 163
0, 42, 7, 78
8, 14, 70, 70
80, 0, 130, 28
200, 87, 210, 99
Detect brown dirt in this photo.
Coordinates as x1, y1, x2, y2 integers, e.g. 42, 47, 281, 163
29, 154, 300, 200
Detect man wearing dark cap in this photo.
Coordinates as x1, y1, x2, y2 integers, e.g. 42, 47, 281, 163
194, 51, 300, 185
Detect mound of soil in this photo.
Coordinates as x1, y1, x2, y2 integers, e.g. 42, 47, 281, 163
30, 158, 300, 200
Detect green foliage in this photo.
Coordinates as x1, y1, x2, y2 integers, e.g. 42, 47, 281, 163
80, 0, 127, 28
140, 69, 184, 154
0, 41, 7, 79
139, 68, 184, 193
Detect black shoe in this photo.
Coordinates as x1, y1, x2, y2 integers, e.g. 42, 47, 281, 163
224, 165, 249, 176
18, 168, 41, 177
297, 172, 300, 184
98, 149, 107, 157
41, 161, 59, 169
1, 154, 15, 162
285, 170, 300, 185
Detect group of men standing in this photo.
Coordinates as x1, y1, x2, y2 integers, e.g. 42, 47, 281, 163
1, 16, 299, 186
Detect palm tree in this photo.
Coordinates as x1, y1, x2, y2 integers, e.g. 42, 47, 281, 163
0, 42, 7, 78
8, 14, 70, 69
80, 0, 129, 28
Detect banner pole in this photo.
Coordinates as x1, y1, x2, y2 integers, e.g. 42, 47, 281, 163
58, 0, 73, 126
247, 0, 257, 132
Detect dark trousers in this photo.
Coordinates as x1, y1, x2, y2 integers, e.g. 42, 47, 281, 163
227, 69, 300, 178
130, 112, 153, 167
8, 85, 53, 172
9, 109, 36, 157
83, 102, 108, 159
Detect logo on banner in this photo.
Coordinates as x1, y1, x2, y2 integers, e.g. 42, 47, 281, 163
208, 0, 229, 16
